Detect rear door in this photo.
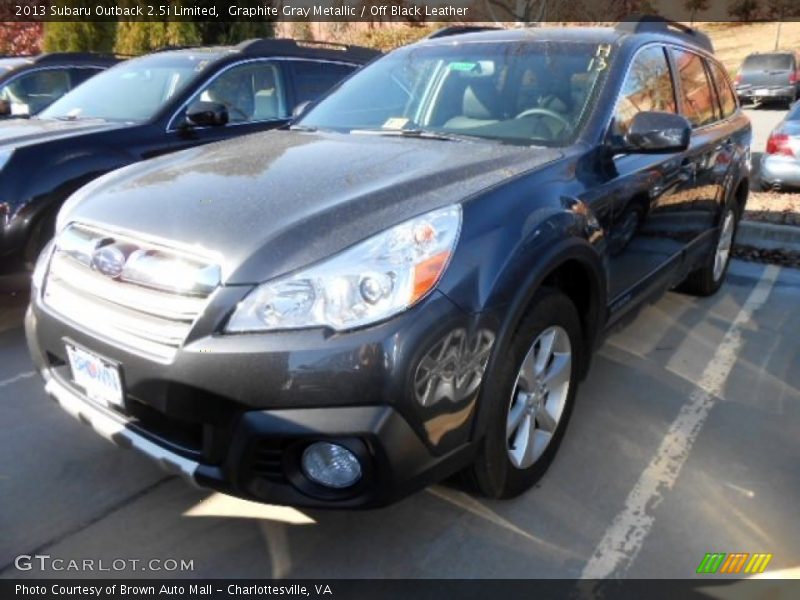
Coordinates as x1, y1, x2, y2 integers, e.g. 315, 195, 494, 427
668, 47, 727, 264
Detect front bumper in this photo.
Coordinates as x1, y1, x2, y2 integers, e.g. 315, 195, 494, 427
26, 284, 495, 508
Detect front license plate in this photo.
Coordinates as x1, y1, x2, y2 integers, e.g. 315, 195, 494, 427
66, 343, 124, 409
754, 89, 771, 96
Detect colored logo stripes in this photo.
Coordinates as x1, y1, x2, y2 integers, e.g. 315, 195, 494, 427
696, 553, 773, 574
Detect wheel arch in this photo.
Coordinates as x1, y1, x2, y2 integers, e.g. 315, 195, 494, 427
470, 238, 607, 442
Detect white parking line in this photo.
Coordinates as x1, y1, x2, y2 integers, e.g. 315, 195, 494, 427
0, 371, 36, 389
581, 264, 781, 579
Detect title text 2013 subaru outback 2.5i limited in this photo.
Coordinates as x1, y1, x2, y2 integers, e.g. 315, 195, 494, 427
26, 19, 751, 508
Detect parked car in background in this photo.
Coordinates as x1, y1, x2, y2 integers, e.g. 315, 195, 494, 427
0, 39, 378, 277
26, 19, 750, 508
734, 51, 800, 108
760, 100, 800, 190
0, 53, 118, 118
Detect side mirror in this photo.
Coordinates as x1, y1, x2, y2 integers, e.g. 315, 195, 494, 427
292, 100, 313, 119
185, 101, 228, 128
0, 99, 11, 117
616, 111, 691, 154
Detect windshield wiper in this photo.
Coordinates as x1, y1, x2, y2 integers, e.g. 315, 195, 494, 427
289, 124, 318, 132
350, 128, 472, 142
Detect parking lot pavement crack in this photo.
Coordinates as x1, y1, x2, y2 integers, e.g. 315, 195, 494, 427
580, 265, 781, 581
0, 371, 35, 389
0, 475, 172, 575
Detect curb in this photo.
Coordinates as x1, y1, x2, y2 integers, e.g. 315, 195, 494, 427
736, 220, 800, 253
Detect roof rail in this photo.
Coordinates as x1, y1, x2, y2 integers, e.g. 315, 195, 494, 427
33, 52, 119, 64
615, 15, 713, 53
236, 38, 380, 63
426, 26, 503, 40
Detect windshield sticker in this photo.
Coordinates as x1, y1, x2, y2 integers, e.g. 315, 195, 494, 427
382, 117, 410, 130
449, 61, 479, 72
587, 44, 612, 72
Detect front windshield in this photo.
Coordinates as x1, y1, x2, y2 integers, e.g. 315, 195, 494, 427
39, 53, 218, 122
299, 40, 612, 146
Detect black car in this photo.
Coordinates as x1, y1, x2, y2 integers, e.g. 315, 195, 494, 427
0, 52, 118, 118
27, 19, 751, 508
0, 39, 378, 276
734, 51, 800, 107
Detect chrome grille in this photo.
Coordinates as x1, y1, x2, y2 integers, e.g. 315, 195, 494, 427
43, 223, 221, 362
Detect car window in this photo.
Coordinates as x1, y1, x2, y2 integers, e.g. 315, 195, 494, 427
300, 41, 613, 147
672, 49, 717, 128
613, 45, 676, 135
741, 53, 794, 72
0, 69, 71, 116
290, 61, 356, 106
69, 67, 104, 88
707, 60, 737, 119
186, 61, 288, 124
40, 53, 215, 122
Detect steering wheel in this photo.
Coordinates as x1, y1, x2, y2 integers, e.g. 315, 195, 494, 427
514, 107, 571, 130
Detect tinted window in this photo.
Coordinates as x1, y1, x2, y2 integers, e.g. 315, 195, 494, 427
613, 46, 676, 135
672, 49, 717, 128
708, 60, 737, 119
185, 61, 288, 124
290, 61, 356, 105
742, 53, 794, 72
69, 67, 104, 88
0, 69, 70, 116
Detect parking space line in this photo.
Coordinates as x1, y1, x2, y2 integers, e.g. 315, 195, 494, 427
0, 371, 35, 389
581, 265, 781, 579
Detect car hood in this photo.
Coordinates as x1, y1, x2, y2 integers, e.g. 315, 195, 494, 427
62, 130, 563, 284
0, 117, 127, 149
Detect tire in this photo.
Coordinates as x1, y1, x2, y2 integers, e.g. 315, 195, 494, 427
678, 201, 739, 297
467, 288, 582, 499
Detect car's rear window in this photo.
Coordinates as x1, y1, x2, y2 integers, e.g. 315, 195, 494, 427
741, 54, 794, 72
787, 101, 800, 121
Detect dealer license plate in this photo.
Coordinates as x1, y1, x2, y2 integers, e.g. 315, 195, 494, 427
66, 343, 124, 409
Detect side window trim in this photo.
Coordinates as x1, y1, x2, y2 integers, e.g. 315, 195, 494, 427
707, 58, 739, 121
701, 58, 722, 123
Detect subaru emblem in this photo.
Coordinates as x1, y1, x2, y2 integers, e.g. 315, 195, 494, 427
91, 244, 127, 279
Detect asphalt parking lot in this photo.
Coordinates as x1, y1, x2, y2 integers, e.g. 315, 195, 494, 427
1, 105, 799, 581
1, 259, 798, 580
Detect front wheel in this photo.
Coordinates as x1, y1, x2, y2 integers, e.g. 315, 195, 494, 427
678, 204, 738, 297
467, 289, 582, 499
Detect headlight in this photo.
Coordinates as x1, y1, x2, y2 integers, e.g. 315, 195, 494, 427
0, 148, 13, 171
226, 205, 461, 333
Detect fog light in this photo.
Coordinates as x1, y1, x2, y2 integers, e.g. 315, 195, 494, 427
301, 442, 362, 489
